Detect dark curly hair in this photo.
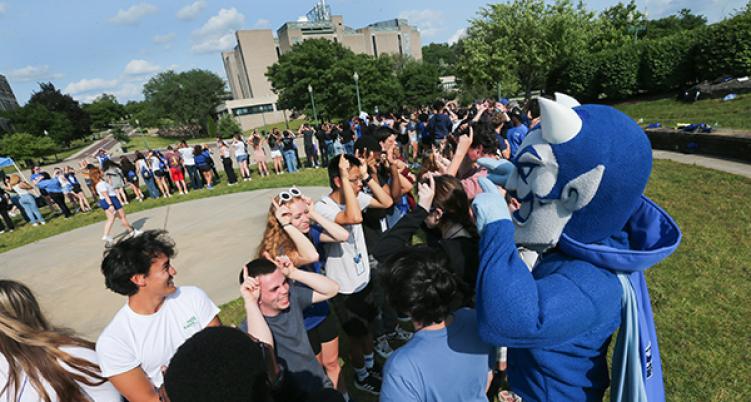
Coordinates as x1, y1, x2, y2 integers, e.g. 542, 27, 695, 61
164, 326, 271, 402
382, 246, 457, 326
100, 230, 176, 296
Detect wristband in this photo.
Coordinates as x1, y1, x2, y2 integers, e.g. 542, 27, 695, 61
363, 175, 372, 184
282, 223, 292, 228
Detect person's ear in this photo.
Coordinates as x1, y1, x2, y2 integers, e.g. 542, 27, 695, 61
130, 273, 147, 288
333, 176, 342, 189
434, 207, 444, 221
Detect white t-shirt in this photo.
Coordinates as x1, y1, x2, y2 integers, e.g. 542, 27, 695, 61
178, 147, 195, 166
95, 286, 220, 388
95, 181, 116, 200
233, 139, 247, 156
0, 346, 121, 402
314, 192, 373, 294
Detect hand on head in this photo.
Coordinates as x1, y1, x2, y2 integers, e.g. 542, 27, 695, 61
417, 174, 435, 212
472, 177, 511, 234
272, 198, 292, 226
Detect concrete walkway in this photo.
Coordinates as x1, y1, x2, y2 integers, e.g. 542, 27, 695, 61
652, 150, 751, 179
0, 186, 328, 339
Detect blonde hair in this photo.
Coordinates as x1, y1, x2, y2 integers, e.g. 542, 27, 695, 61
256, 196, 303, 261
0, 280, 106, 402
88, 167, 103, 186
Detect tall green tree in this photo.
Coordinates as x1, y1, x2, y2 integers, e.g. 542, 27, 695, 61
643, 9, 706, 39
28, 83, 91, 144
422, 43, 459, 75
267, 39, 405, 119
398, 60, 443, 109
143, 69, 226, 135
217, 115, 242, 138
84, 94, 126, 131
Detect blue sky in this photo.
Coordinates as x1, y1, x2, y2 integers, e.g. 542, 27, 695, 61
1, 0, 746, 105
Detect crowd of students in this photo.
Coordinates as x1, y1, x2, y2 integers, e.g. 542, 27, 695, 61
0, 97, 541, 402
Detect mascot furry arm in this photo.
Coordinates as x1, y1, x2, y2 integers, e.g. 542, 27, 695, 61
473, 94, 681, 402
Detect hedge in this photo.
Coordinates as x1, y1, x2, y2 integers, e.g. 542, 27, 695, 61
598, 45, 641, 100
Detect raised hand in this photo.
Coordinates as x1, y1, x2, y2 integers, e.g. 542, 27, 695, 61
338, 152, 351, 174
240, 264, 261, 304
272, 199, 292, 226
417, 173, 435, 212
472, 177, 511, 234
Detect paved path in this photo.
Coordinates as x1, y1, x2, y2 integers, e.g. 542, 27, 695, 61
0, 186, 329, 339
652, 150, 751, 179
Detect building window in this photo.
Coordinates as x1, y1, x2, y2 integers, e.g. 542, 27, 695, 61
371, 35, 378, 57
232, 104, 275, 116
397, 34, 403, 56
276, 46, 281, 58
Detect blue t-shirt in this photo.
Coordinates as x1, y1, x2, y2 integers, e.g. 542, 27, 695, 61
37, 178, 63, 193
428, 113, 453, 140
380, 308, 494, 402
507, 124, 529, 157
194, 151, 211, 167
301, 224, 330, 330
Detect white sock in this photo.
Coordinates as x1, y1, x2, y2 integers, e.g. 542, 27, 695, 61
354, 365, 368, 381
364, 353, 374, 369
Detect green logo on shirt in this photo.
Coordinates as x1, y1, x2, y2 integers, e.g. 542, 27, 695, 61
183, 316, 198, 330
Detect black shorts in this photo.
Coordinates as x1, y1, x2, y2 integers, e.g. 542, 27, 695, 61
330, 284, 377, 338
306, 310, 339, 355
154, 170, 166, 178
72, 183, 83, 193
198, 164, 211, 172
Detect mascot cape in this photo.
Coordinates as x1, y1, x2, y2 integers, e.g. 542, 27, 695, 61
473, 94, 681, 401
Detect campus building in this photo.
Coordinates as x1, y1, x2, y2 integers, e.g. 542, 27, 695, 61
218, 0, 422, 130
0, 75, 19, 112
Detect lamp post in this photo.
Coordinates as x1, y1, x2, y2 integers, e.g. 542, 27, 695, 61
353, 72, 362, 114
308, 84, 318, 123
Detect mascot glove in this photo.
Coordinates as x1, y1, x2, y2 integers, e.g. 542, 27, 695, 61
477, 158, 515, 188
472, 176, 511, 234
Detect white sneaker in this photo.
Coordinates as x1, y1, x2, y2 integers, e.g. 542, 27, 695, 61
102, 235, 114, 244
132, 229, 143, 237
374, 335, 394, 359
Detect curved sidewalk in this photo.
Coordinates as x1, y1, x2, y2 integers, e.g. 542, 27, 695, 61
653, 150, 751, 179
1, 186, 329, 339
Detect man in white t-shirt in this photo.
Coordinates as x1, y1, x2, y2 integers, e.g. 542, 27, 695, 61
314, 153, 392, 395
96, 230, 221, 402
178, 141, 201, 190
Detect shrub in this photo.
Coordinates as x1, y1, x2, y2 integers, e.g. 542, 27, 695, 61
557, 52, 601, 101
598, 44, 641, 99
639, 30, 700, 92
693, 11, 751, 81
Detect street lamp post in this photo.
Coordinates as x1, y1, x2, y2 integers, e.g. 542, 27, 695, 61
308, 84, 318, 123
353, 72, 362, 114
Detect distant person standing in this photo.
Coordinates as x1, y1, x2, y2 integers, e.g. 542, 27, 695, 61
282, 130, 298, 173
63, 165, 94, 210
315, 124, 328, 167
149, 151, 171, 198
252, 131, 269, 177
0, 186, 15, 233
301, 123, 319, 168
119, 157, 145, 202
135, 151, 160, 199
193, 145, 214, 189
217, 139, 238, 185
165, 145, 190, 195
232, 134, 251, 181
103, 159, 129, 206
35, 172, 73, 219
179, 141, 201, 190
9, 175, 45, 226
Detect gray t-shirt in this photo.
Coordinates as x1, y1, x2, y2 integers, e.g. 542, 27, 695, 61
241, 283, 332, 394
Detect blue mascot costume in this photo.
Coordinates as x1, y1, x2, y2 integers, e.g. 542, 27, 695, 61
473, 93, 681, 401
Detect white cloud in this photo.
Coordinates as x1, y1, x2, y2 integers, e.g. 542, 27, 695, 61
191, 8, 244, 53
398, 9, 443, 37
0, 3, 7, 15
153, 32, 176, 44
176, 0, 206, 21
64, 78, 118, 95
109, 3, 158, 25
124, 59, 161, 75
255, 18, 270, 27
448, 28, 467, 45
7, 65, 63, 82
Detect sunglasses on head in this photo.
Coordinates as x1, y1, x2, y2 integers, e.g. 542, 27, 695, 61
278, 187, 302, 203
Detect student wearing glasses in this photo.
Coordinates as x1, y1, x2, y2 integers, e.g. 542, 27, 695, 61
257, 187, 350, 392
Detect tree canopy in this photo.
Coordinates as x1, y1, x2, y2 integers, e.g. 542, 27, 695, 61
0, 132, 58, 161
83, 94, 126, 131
143, 69, 226, 134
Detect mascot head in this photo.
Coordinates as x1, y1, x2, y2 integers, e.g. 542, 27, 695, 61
506, 93, 652, 251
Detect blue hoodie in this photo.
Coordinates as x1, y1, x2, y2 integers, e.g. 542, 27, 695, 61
476, 196, 680, 401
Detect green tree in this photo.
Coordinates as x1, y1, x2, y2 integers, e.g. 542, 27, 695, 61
3, 103, 77, 147
84, 94, 126, 131
398, 60, 443, 109
217, 115, 241, 138
0, 132, 58, 161
124, 100, 159, 128
143, 69, 227, 135
27, 83, 91, 145
267, 39, 405, 118
643, 9, 706, 39
422, 43, 458, 75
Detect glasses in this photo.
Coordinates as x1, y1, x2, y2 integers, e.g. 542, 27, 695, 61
278, 187, 302, 203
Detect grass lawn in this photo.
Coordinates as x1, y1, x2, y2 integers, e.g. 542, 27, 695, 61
0, 167, 328, 254
614, 93, 751, 130
219, 160, 751, 401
